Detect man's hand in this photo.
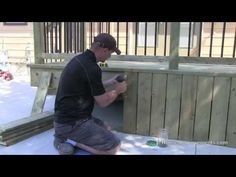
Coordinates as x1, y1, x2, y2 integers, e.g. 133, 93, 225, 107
114, 81, 127, 94
95, 80, 127, 107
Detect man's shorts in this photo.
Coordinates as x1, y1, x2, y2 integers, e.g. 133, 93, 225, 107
54, 117, 121, 151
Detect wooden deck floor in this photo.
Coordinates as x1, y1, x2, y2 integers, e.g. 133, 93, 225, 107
1, 128, 236, 155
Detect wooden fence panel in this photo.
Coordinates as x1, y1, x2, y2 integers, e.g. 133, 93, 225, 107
226, 78, 236, 147
136, 73, 152, 135
210, 77, 231, 142
179, 75, 197, 141
150, 74, 167, 136
123, 72, 138, 134
194, 76, 213, 141
165, 74, 182, 139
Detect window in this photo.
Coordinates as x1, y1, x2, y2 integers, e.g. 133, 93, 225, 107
179, 22, 194, 48
3, 22, 27, 26
138, 22, 158, 47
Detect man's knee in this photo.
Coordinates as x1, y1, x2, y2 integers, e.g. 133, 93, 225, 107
54, 137, 75, 155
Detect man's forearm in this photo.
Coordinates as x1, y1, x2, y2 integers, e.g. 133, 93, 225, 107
95, 90, 118, 107
104, 90, 119, 107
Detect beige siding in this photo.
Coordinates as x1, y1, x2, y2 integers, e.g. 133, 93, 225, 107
0, 22, 34, 63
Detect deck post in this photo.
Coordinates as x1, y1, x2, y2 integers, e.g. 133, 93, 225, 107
169, 22, 180, 69
33, 22, 45, 64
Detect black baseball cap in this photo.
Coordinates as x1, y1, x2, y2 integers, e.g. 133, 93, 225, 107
94, 33, 121, 55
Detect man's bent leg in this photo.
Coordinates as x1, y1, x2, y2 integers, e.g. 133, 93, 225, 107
67, 118, 121, 155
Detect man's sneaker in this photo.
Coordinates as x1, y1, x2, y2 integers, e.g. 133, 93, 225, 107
54, 137, 75, 155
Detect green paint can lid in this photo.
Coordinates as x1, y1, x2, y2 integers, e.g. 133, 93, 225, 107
146, 140, 157, 147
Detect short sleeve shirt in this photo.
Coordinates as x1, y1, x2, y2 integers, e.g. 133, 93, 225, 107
54, 50, 105, 124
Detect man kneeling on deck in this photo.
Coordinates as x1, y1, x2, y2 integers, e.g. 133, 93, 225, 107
53, 33, 127, 155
